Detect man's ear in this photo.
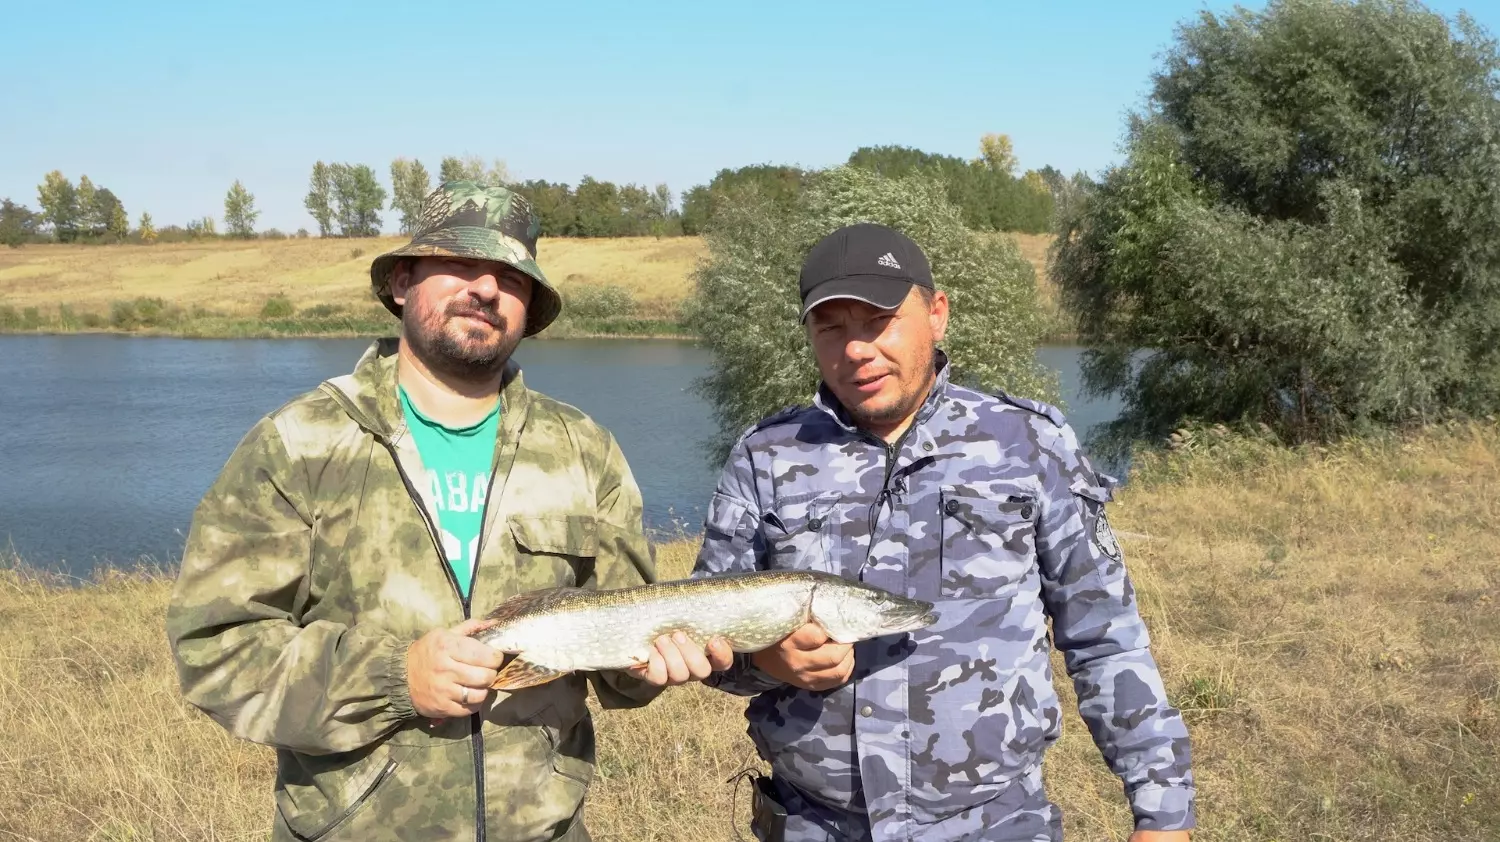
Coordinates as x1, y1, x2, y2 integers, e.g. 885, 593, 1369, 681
391, 260, 413, 307
928, 289, 950, 344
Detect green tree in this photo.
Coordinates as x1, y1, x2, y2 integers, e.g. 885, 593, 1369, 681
976, 133, 1019, 176
75, 175, 100, 236
37, 171, 80, 242
847, 144, 1052, 233
224, 180, 259, 238
390, 158, 432, 233
390, 158, 415, 232
1053, 0, 1500, 454
0, 199, 40, 247
439, 155, 507, 185
513, 180, 577, 236
408, 159, 432, 206
685, 165, 1056, 461
647, 183, 676, 236
331, 163, 386, 237
304, 161, 335, 237
678, 164, 807, 234
138, 212, 157, 245
88, 187, 126, 241
105, 193, 129, 241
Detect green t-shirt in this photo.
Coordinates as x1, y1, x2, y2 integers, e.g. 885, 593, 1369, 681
399, 387, 500, 600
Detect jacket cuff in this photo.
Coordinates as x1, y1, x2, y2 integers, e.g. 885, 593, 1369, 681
706, 653, 784, 696
1130, 784, 1196, 831
382, 638, 417, 720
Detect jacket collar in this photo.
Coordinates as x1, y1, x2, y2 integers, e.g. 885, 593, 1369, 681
320, 338, 531, 442
812, 349, 953, 439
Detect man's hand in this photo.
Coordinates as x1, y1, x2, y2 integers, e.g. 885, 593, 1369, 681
406, 618, 504, 719
750, 622, 854, 691
626, 632, 735, 686
1130, 831, 1191, 841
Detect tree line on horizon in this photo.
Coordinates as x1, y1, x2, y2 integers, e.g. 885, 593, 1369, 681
0, 136, 1061, 247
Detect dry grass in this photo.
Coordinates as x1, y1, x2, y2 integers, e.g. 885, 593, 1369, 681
0, 233, 1061, 338
0, 237, 708, 329
5, 424, 1497, 840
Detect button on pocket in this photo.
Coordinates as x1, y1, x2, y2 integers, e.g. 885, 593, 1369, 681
938, 487, 1037, 599
763, 492, 841, 573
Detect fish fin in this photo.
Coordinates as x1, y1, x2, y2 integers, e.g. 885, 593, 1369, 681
491, 657, 569, 691
473, 587, 586, 631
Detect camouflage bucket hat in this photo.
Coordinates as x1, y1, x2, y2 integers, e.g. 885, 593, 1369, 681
369, 180, 560, 337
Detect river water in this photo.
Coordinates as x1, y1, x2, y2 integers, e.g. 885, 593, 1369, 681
0, 336, 1121, 576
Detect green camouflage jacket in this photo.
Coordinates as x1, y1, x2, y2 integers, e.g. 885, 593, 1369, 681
166, 338, 661, 842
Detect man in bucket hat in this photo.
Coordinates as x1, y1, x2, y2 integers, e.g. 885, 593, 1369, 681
167, 181, 731, 841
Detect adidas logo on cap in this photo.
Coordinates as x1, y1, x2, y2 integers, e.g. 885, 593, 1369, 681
876, 252, 902, 270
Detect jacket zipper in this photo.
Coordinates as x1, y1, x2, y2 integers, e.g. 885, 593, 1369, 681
864, 426, 915, 569
384, 441, 489, 842
468, 463, 501, 842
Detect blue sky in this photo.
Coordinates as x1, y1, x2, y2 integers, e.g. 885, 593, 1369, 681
3, 0, 1496, 232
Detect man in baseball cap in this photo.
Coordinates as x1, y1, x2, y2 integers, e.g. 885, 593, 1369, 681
692, 222, 1196, 841
797, 221, 936, 323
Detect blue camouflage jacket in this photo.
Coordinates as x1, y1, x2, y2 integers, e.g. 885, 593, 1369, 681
691, 354, 1195, 840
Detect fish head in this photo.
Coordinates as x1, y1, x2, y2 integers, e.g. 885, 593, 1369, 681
810, 576, 937, 644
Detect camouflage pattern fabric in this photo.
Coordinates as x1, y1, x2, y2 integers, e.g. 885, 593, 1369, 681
693, 351, 1196, 841
755, 767, 1063, 842
369, 180, 561, 336
166, 338, 659, 841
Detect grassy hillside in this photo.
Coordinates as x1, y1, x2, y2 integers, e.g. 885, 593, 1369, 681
3, 422, 1496, 840
0, 233, 1062, 339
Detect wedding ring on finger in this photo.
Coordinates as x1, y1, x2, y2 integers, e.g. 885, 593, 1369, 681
459, 686, 470, 705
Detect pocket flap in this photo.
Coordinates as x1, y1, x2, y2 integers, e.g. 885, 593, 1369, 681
509, 515, 599, 556
706, 492, 752, 539
1070, 478, 1113, 504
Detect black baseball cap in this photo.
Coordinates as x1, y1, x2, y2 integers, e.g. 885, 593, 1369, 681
798, 223, 934, 322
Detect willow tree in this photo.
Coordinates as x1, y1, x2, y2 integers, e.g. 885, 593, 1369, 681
686, 164, 1057, 462
1054, 0, 1500, 455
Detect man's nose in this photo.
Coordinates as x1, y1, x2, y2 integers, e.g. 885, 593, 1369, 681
845, 338, 878, 363
464, 272, 500, 300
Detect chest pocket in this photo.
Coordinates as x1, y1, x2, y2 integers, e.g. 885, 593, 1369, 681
938, 485, 1037, 599
762, 491, 840, 573
509, 515, 599, 589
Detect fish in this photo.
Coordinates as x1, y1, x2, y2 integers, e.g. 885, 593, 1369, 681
469, 569, 938, 691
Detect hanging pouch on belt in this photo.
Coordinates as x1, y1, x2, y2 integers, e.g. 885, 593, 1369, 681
728, 768, 788, 842
751, 773, 788, 841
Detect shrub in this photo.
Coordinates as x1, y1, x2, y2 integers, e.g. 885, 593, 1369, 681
562, 285, 636, 321
259, 295, 296, 319
686, 164, 1057, 461
110, 301, 138, 329
1053, 0, 1500, 457
300, 303, 345, 318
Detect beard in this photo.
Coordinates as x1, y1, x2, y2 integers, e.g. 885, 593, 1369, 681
404, 297, 523, 382
842, 343, 937, 432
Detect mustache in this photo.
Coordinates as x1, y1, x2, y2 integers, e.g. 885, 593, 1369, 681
445, 301, 504, 329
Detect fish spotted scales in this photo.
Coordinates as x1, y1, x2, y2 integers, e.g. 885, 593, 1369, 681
471, 569, 937, 690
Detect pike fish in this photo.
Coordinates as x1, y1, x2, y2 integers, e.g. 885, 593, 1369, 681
470, 569, 937, 691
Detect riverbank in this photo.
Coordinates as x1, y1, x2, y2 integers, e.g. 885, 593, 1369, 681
10, 422, 1490, 840
0, 233, 1065, 341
